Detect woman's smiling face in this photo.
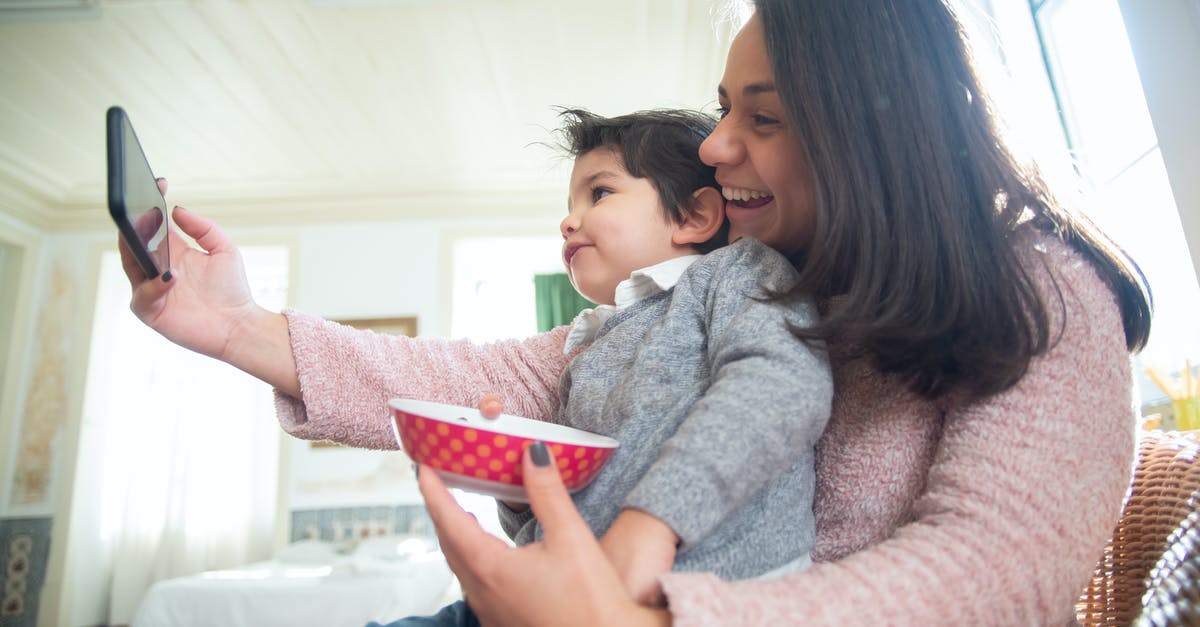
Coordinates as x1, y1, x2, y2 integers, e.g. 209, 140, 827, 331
699, 12, 818, 261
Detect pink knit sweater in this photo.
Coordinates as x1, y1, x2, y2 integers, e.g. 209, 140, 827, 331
275, 231, 1136, 626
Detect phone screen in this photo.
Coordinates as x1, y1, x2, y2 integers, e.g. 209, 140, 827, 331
106, 106, 170, 279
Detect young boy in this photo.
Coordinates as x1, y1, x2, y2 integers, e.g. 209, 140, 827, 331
386, 109, 831, 626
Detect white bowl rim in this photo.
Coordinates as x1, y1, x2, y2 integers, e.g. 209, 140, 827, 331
388, 398, 619, 448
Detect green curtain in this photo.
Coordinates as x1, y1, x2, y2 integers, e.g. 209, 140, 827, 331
534, 273, 594, 332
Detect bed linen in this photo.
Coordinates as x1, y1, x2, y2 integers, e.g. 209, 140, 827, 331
131, 538, 455, 627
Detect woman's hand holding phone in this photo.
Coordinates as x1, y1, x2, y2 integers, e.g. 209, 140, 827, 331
117, 179, 302, 398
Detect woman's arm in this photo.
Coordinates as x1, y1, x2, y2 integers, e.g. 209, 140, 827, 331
119, 195, 572, 450
120, 196, 305, 397
275, 312, 572, 449
658, 242, 1137, 625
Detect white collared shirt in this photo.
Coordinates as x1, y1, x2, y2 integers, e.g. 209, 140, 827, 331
563, 254, 702, 354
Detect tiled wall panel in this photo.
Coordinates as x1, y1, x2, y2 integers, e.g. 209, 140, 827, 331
0, 518, 51, 627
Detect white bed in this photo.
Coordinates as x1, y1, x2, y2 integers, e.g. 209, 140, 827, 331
131, 536, 457, 627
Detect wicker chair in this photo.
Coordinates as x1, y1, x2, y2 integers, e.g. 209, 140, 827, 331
1134, 506, 1200, 626
1076, 429, 1200, 626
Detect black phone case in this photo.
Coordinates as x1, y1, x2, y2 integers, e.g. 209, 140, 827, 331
106, 106, 166, 280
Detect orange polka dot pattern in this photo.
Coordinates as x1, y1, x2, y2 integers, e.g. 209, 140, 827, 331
392, 410, 616, 491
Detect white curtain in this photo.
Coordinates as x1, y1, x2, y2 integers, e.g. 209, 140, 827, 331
82, 248, 288, 624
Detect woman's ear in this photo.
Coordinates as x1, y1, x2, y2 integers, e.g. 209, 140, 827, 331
671, 186, 726, 247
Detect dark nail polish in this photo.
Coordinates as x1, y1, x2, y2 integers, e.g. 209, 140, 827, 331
530, 441, 550, 467
412, 463, 420, 478
161, 270, 173, 283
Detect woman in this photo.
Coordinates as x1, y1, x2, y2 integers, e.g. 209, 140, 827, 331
124, 1, 1150, 624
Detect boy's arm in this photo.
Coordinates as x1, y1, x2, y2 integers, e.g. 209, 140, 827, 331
600, 508, 679, 606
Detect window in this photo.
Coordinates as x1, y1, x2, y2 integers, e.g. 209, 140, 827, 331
449, 235, 564, 342
77, 246, 289, 623
447, 234, 563, 540
1029, 0, 1200, 403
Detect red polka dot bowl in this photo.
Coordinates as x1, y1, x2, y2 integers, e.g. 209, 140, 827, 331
389, 399, 619, 502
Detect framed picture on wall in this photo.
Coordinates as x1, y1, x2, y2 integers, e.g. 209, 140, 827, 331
310, 316, 418, 448
334, 316, 418, 337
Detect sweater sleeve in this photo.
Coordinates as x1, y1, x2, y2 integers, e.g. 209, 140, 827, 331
625, 240, 833, 548
659, 245, 1137, 625
274, 309, 571, 449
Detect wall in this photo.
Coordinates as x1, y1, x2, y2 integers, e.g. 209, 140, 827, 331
0, 518, 50, 625
1117, 0, 1200, 285
1, 210, 54, 627
0, 214, 44, 518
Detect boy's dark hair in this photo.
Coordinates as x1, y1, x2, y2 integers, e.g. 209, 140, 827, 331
554, 108, 727, 253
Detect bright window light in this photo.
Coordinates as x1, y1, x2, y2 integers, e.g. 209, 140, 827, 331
449, 235, 563, 342
959, 0, 1200, 403
1032, 0, 1200, 399
448, 234, 562, 540
82, 246, 289, 597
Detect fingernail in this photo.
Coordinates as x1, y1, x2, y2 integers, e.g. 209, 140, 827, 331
530, 441, 550, 467
412, 462, 420, 478
161, 270, 173, 283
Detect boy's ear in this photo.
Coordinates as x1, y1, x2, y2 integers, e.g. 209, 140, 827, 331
671, 186, 725, 247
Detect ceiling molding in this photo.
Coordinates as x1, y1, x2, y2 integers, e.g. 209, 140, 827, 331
43, 188, 565, 232
0, 153, 63, 207
0, 185, 52, 230
0, 0, 99, 22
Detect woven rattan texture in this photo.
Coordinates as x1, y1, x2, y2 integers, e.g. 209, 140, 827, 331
1077, 430, 1200, 626
1134, 507, 1200, 626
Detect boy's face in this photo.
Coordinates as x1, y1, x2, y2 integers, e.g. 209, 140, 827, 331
562, 147, 693, 306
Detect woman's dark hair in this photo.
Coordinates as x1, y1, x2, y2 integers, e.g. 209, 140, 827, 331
751, 0, 1151, 399
554, 108, 728, 252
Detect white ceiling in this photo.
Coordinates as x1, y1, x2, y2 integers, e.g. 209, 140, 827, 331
0, 0, 735, 230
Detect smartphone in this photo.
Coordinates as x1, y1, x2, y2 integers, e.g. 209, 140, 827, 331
106, 106, 170, 280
